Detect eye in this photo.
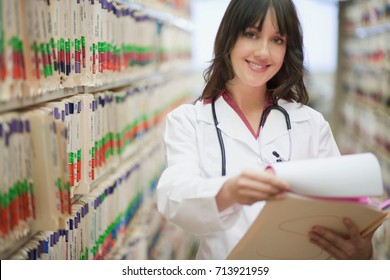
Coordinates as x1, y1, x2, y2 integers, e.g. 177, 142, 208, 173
243, 30, 258, 39
272, 37, 285, 45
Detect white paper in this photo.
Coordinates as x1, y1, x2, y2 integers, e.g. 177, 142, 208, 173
269, 153, 383, 198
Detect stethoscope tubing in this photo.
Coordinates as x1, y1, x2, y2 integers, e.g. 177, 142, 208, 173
212, 98, 227, 176
212, 98, 292, 176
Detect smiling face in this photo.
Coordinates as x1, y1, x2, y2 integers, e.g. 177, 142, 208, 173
228, 8, 287, 93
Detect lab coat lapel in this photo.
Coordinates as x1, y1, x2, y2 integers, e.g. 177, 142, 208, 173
261, 99, 310, 145
195, 98, 310, 155
214, 97, 260, 154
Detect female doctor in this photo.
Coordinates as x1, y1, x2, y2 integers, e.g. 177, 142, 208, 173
156, 0, 374, 260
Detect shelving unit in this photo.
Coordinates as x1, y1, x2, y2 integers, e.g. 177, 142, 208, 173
0, 0, 196, 260
333, 0, 390, 259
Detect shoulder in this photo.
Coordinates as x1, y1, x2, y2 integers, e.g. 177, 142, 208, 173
167, 101, 199, 120
166, 100, 212, 125
165, 102, 198, 131
278, 100, 328, 124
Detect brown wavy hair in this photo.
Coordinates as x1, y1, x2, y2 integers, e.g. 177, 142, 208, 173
200, 0, 308, 104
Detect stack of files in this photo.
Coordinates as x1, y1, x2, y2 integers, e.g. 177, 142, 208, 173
227, 153, 389, 260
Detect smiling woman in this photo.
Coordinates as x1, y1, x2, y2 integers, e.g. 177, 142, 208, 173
202, 0, 308, 105
156, 0, 375, 261
229, 9, 287, 97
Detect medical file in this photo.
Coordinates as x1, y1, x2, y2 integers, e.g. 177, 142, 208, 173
269, 153, 383, 198
228, 153, 389, 260
25, 108, 70, 231
0, 113, 36, 254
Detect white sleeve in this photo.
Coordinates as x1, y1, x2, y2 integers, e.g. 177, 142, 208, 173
156, 105, 241, 236
318, 117, 340, 158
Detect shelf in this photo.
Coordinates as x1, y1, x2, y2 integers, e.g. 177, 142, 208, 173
0, 86, 84, 114
0, 231, 37, 260
343, 64, 390, 76
352, 22, 390, 38
0, 67, 192, 114
0, 125, 164, 260
0, 76, 149, 114
343, 89, 390, 116
0, 0, 194, 261
116, 0, 193, 31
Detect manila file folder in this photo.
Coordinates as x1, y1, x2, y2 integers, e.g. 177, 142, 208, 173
227, 153, 389, 260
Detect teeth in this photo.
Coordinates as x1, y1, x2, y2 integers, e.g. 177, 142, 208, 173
249, 62, 266, 70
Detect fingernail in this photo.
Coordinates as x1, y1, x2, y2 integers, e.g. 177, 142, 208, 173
343, 218, 351, 225
312, 226, 322, 234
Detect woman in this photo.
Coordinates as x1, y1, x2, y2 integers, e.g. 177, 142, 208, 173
156, 0, 373, 260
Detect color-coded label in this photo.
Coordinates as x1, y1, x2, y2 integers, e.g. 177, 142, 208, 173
69, 152, 75, 186
77, 149, 81, 182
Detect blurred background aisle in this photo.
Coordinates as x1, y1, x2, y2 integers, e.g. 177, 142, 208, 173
0, 0, 389, 260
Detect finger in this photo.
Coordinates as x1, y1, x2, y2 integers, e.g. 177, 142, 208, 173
236, 186, 277, 202
236, 177, 285, 195
269, 192, 288, 200
310, 226, 356, 258
309, 230, 347, 259
242, 170, 289, 191
343, 218, 363, 244
343, 218, 373, 259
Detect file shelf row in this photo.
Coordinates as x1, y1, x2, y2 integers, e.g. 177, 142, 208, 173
0, 0, 196, 260
334, 0, 390, 260
0, 71, 197, 260
0, 0, 191, 109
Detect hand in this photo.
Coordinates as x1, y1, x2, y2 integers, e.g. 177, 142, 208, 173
308, 218, 374, 259
216, 169, 289, 211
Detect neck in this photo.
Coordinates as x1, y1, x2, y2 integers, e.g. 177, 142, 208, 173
225, 83, 267, 114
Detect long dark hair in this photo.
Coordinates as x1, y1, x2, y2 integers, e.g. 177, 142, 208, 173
201, 0, 308, 104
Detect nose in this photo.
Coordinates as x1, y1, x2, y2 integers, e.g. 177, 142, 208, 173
253, 40, 270, 58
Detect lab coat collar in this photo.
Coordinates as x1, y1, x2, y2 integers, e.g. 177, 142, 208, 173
260, 99, 311, 145
196, 97, 311, 152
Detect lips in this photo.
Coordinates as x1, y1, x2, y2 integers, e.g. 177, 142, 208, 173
247, 60, 269, 71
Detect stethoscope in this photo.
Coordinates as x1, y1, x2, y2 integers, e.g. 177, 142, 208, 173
211, 97, 292, 176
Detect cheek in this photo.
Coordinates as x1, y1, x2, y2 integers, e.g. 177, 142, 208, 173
273, 48, 287, 70
277, 48, 287, 62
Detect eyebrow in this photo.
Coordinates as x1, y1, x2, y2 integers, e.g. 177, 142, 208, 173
246, 26, 284, 36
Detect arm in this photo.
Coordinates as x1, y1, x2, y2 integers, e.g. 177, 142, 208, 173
216, 169, 289, 212
156, 105, 240, 235
158, 105, 289, 234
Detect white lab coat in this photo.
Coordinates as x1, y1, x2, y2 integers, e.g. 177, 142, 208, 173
156, 96, 340, 260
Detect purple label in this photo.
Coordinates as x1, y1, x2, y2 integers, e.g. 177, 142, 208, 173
69, 102, 74, 114
54, 107, 60, 120
81, 205, 85, 218
25, 120, 30, 133
65, 103, 69, 115
10, 119, 18, 133
75, 63, 81, 73
18, 120, 23, 133
50, 234, 54, 247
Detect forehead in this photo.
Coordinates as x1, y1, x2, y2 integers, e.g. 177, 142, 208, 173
250, 9, 280, 31
241, 7, 286, 35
